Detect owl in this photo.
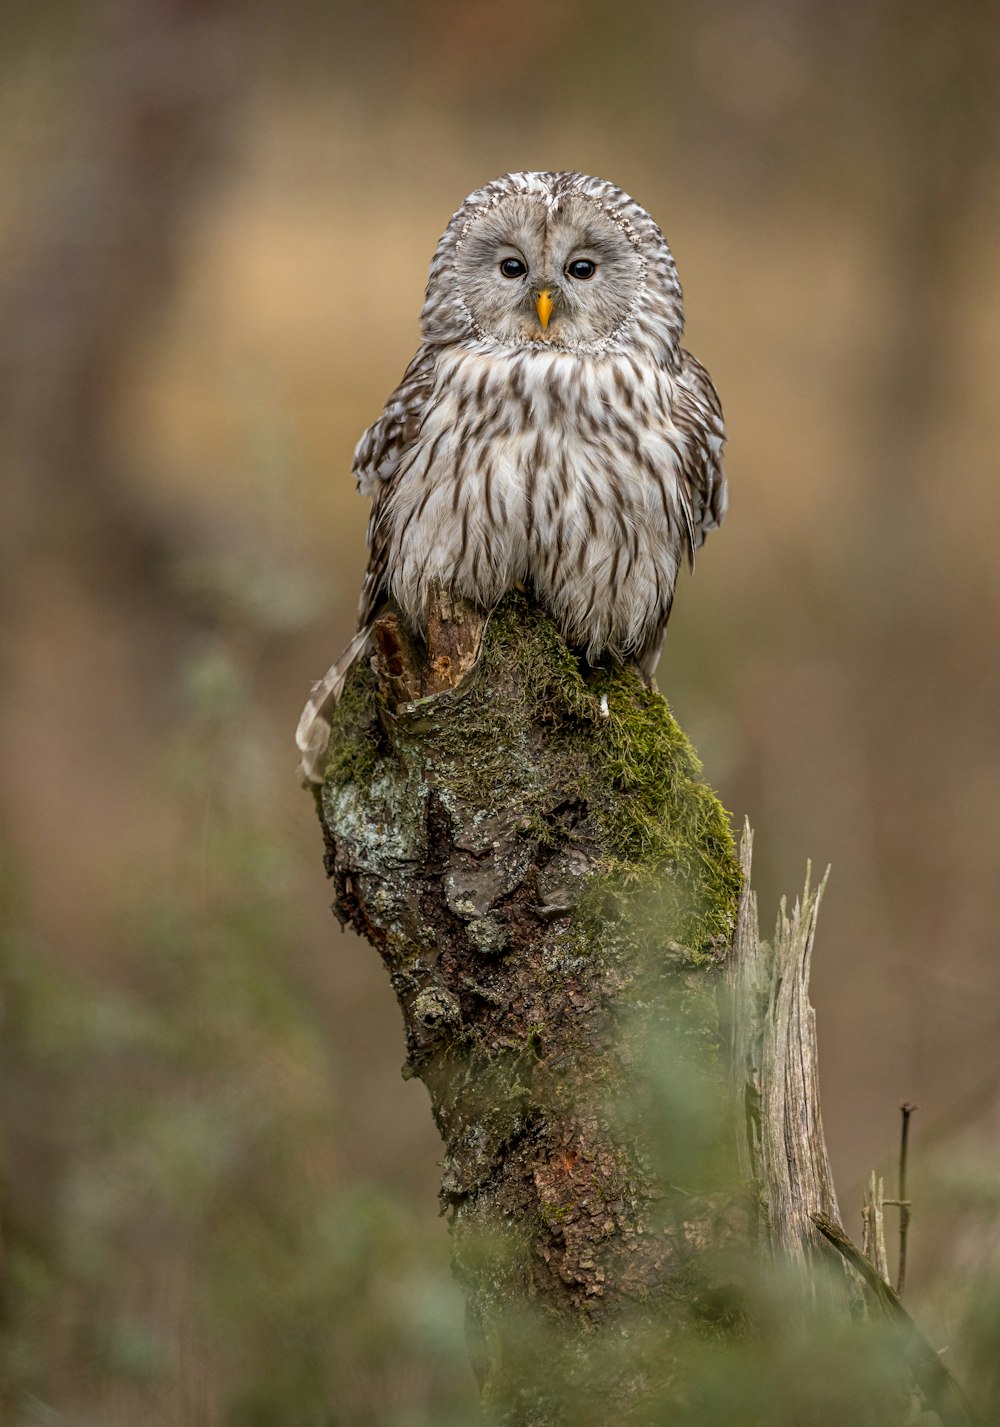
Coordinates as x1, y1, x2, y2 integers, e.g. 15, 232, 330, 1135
298, 171, 726, 782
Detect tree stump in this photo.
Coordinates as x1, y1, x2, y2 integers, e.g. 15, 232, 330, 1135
308, 589, 976, 1425
312, 591, 741, 1419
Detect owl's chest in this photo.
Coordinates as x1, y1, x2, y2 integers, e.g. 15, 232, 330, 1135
416, 349, 681, 513
384, 351, 687, 631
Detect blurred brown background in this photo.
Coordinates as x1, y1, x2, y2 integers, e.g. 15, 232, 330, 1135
1, 1, 998, 1422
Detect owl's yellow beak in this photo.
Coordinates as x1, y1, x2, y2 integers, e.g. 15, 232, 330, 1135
535, 288, 553, 330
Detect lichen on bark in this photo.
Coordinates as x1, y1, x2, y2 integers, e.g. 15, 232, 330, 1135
315, 590, 743, 1421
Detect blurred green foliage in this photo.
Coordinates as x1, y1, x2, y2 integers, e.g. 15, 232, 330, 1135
0, 661, 475, 1426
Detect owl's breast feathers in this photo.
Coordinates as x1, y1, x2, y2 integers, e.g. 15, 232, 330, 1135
353, 343, 726, 664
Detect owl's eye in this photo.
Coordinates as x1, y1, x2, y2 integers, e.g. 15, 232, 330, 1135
499, 257, 527, 279
566, 258, 597, 280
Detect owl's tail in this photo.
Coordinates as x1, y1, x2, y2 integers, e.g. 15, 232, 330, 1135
296, 626, 372, 785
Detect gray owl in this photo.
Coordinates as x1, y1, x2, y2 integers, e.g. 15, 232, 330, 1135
298, 171, 726, 782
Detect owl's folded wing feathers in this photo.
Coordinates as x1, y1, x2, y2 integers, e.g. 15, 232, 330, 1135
674, 349, 727, 563
297, 347, 437, 782
354, 344, 437, 626
635, 351, 726, 683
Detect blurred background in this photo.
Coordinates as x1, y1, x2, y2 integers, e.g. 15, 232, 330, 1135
1, 0, 998, 1421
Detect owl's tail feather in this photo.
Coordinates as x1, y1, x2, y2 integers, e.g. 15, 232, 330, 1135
636, 610, 671, 686
296, 626, 372, 785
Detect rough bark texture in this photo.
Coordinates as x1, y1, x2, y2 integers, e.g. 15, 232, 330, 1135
314, 590, 742, 1421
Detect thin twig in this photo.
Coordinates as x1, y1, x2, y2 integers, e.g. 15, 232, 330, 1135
896, 1101, 916, 1296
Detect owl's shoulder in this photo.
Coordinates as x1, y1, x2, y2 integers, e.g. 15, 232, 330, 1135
353, 344, 438, 491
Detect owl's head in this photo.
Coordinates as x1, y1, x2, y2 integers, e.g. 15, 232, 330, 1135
421, 172, 685, 359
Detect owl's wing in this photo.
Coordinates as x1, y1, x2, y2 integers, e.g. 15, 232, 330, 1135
673, 349, 727, 563
354, 343, 438, 625
296, 346, 437, 783
636, 351, 726, 684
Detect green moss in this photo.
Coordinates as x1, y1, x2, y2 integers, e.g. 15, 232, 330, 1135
322, 657, 380, 787
584, 665, 741, 957
477, 594, 740, 957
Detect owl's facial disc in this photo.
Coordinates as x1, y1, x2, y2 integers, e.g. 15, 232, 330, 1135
454, 193, 643, 349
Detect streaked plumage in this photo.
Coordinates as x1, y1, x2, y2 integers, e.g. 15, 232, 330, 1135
298, 171, 726, 781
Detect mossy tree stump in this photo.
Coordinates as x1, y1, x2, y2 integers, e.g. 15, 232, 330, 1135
313, 591, 744, 1421
308, 590, 980, 1426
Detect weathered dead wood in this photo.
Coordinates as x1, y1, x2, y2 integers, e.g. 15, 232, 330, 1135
370, 595, 486, 705
724, 824, 843, 1270
863, 1171, 892, 1285
725, 827, 980, 1425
